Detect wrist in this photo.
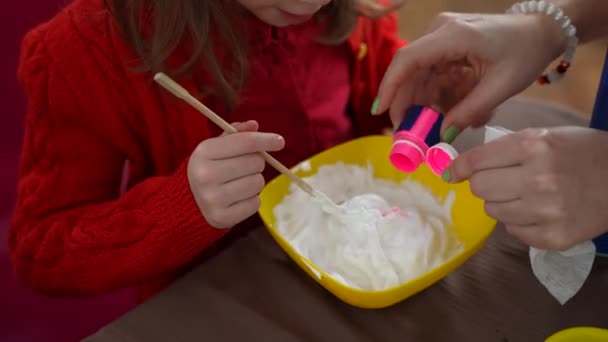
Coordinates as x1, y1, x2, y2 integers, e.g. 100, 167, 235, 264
543, 0, 590, 42
507, 1, 579, 85
529, 12, 568, 61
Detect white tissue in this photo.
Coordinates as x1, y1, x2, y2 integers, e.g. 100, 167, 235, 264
530, 242, 596, 304
484, 126, 596, 304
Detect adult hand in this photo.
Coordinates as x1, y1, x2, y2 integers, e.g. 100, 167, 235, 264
445, 127, 608, 250
374, 11, 565, 142
187, 120, 285, 228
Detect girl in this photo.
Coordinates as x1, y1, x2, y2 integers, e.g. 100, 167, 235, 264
10, 0, 405, 301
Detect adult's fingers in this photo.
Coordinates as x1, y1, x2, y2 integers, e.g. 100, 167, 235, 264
446, 133, 526, 183
375, 31, 461, 116
468, 166, 526, 202
484, 199, 537, 226
502, 223, 574, 251
386, 70, 420, 127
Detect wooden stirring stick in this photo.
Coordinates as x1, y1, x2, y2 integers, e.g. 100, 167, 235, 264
154, 72, 315, 195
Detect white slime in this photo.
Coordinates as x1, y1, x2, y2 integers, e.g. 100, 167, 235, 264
273, 162, 462, 291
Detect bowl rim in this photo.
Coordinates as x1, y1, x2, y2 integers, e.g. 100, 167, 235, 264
258, 135, 497, 300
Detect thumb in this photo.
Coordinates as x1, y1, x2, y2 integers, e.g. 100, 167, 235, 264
222, 120, 259, 136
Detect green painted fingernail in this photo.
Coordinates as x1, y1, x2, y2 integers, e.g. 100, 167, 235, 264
441, 169, 452, 183
443, 126, 460, 143
371, 97, 380, 115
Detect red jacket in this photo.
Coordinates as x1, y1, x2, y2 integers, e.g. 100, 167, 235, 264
10, 0, 405, 300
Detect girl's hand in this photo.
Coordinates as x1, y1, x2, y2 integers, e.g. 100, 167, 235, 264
446, 127, 608, 250
187, 121, 285, 228
375, 11, 565, 140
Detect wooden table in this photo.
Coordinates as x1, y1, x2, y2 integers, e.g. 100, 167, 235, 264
86, 98, 608, 342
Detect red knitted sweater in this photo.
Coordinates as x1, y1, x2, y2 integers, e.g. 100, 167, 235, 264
9, 0, 404, 300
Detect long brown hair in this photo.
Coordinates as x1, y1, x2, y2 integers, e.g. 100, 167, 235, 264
107, 0, 366, 107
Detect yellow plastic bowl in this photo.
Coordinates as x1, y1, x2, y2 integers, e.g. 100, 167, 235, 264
546, 327, 608, 342
258, 135, 496, 309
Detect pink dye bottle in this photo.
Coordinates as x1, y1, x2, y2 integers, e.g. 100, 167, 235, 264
389, 105, 458, 176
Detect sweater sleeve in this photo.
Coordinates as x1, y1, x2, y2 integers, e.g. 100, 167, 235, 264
9, 27, 227, 296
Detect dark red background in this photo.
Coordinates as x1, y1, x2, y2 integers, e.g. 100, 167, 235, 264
0, 2, 133, 341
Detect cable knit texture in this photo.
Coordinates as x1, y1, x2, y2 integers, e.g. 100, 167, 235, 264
9, 0, 404, 300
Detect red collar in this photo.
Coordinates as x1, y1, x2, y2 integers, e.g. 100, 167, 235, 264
244, 13, 326, 50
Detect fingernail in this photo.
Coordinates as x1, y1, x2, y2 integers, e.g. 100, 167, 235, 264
441, 169, 452, 183
275, 135, 285, 149
443, 126, 460, 144
371, 97, 380, 115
